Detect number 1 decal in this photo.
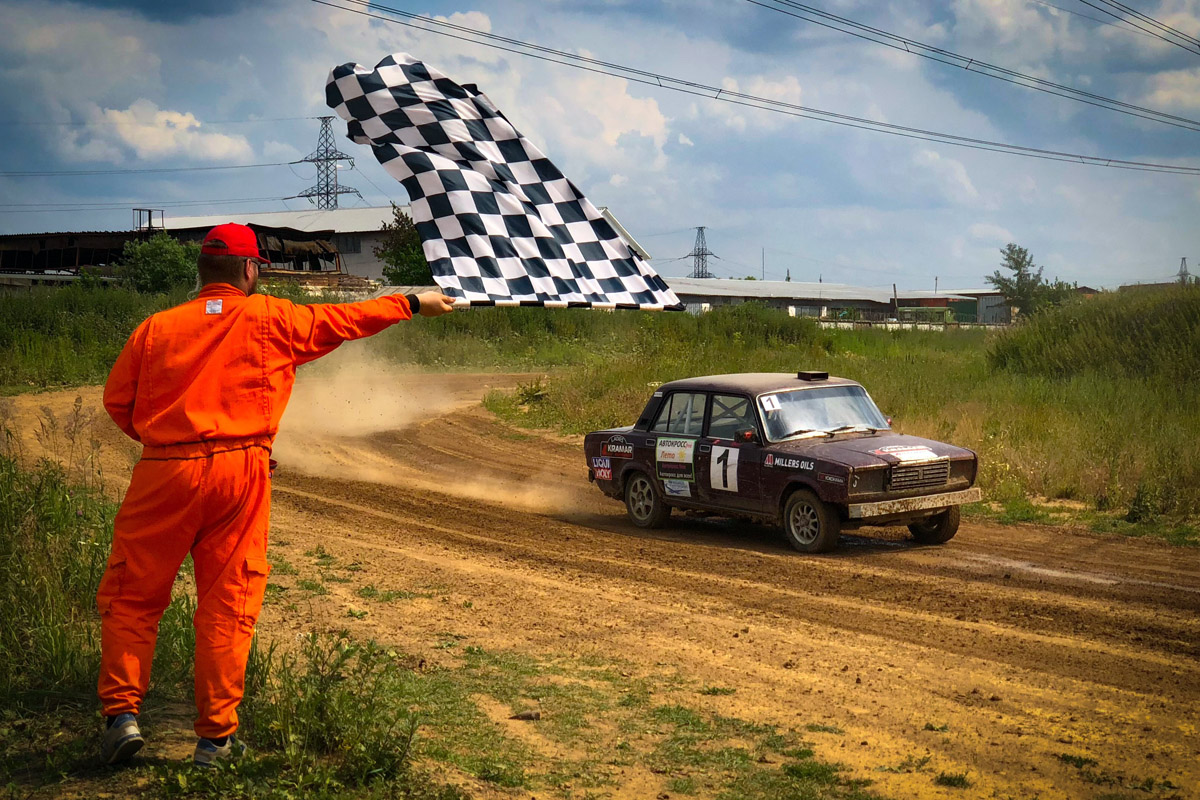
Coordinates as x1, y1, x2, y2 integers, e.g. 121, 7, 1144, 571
710, 445, 739, 492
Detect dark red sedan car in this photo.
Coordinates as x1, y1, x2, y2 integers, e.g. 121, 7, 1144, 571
584, 372, 981, 552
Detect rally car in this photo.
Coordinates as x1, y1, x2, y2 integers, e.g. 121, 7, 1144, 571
583, 372, 981, 553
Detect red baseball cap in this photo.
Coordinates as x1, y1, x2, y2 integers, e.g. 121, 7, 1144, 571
201, 223, 269, 263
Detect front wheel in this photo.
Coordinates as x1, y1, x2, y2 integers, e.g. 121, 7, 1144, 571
908, 506, 960, 544
782, 489, 841, 553
625, 472, 670, 528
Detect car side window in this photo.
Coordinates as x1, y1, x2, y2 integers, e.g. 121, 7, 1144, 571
651, 392, 706, 435
708, 394, 756, 440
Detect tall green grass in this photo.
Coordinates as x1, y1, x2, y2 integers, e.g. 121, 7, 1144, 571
987, 286, 1200, 384
0, 285, 180, 393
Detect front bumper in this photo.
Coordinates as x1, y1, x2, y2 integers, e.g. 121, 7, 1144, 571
847, 487, 982, 520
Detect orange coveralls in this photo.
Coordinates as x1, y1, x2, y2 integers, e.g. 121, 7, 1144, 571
98, 283, 413, 738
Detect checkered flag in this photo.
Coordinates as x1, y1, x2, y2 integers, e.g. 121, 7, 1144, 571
325, 53, 681, 310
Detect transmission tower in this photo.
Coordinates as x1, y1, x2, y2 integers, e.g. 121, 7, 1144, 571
297, 116, 361, 210
688, 226, 715, 279
1178, 257, 1192, 286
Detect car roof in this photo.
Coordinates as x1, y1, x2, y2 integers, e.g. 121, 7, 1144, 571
657, 372, 862, 395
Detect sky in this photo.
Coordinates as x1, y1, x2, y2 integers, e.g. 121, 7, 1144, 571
1, 0, 1198, 290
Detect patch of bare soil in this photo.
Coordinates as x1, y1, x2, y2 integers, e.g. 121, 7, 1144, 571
10, 362, 1200, 800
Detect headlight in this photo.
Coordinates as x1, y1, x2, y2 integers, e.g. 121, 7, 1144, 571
851, 467, 887, 494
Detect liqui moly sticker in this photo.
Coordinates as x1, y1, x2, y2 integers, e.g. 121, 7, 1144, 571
601, 435, 634, 459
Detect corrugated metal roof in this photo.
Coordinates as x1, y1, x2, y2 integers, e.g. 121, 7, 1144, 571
663, 277, 971, 304
163, 205, 404, 234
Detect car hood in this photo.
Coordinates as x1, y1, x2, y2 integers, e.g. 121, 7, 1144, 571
768, 432, 973, 469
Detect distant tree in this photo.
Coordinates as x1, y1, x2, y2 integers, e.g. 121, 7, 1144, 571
985, 243, 1073, 317
118, 233, 200, 293
374, 203, 433, 286
744, 275, 758, 280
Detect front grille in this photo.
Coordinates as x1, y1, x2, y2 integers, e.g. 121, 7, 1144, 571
889, 458, 950, 491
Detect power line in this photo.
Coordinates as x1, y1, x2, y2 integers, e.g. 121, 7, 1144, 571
0, 198, 295, 213
310, 0, 1200, 175
1075, 0, 1200, 54
1, 162, 292, 177
747, 0, 1200, 132
1024, 0, 1170, 43
0, 115, 320, 127
0, 196, 287, 211
1090, 0, 1200, 48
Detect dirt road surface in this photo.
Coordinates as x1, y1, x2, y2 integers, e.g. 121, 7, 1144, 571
9, 365, 1199, 800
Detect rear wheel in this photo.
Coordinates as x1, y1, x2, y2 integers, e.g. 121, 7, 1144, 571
908, 506, 960, 544
782, 489, 840, 553
625, 472, 670, 528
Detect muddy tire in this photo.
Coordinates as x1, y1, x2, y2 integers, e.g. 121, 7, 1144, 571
625, 471, 670, 529
908, 506, 960, 544
782, 489, 840, 553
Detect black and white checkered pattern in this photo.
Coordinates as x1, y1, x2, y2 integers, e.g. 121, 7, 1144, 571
326, 53, 681, 310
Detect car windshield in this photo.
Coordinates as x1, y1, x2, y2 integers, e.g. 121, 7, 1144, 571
758, 386, 890, 441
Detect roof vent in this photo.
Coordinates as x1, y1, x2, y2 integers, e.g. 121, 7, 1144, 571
797, 370, 828, 381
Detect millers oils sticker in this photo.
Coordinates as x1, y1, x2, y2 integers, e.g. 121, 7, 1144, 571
601, 435, 634, 459
764, 453, 813, 470
655, 437, 695, 481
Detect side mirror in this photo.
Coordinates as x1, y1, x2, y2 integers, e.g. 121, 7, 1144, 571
885, 416, 893, 427
734, 427, 759, 444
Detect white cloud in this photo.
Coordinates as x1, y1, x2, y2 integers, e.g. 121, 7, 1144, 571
263, 140, 303, 161
967, 222, 1014, 242
912, 149, 980, 204
72, 99, 255, 162
678, 133, 694, 146
701, 74, 804, 132
1144, 68, 1200, 112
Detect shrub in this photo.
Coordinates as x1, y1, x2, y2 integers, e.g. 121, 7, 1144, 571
118, 232, 200, 294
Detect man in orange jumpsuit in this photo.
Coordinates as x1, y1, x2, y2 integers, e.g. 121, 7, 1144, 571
97, 223, 453, 766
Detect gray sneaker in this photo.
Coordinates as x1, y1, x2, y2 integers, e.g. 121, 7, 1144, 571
100, 713, 144, 765
193, 735, 245, 767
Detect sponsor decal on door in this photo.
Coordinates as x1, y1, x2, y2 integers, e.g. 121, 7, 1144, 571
656, 437, 695, 481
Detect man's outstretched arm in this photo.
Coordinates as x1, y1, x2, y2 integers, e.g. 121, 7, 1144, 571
282, 291, 455, 366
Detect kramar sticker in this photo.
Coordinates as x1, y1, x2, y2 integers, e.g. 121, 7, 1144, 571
710, 445, 740, 492
656, 437, 695, 481
601, 435, 634, 459
663, 479, 691, 497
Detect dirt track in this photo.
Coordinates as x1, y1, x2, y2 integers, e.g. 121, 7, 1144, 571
9, 368, 1200, 799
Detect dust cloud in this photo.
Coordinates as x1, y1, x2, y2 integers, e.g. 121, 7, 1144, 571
272, 347, 582, 516
271, 345, 459, 486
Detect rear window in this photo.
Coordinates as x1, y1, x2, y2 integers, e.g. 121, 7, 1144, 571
652, 392, 705, 436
